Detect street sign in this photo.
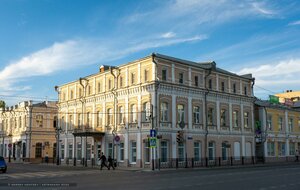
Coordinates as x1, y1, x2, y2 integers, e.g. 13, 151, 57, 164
114, 135, 120, 142
149, 137, 157, 148
8, 144, 12, 150
150, 129, 156, 137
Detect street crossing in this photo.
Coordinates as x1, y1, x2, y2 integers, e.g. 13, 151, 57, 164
1, 169, 102, 179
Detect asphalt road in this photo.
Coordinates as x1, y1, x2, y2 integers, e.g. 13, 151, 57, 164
1, 163, 300, 190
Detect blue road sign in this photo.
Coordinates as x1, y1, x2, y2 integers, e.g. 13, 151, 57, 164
150, 129, 156, 137
149, 137, 157, 148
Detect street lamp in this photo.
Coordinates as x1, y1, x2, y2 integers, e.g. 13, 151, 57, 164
8, 134, 12, 163
53, 116, 61, 165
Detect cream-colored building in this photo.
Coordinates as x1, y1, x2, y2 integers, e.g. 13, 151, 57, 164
255, 100, 300, 162
275, 90, 300, 103
56, 53, 255, 168
0, 101, 57, 163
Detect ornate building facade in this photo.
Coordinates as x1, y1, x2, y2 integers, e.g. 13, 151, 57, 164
56, 53, 255, 168
0, 101, 57, 162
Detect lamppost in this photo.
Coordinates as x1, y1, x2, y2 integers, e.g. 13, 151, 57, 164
53, 116, 61, 165
8, 134, 12, 162
178, 120, 187, 168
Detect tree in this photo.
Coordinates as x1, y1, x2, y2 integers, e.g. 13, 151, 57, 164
0, 100, 5, 109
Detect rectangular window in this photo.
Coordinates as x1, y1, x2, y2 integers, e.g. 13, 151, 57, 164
178, 142, 184, 162
244, 112, 249, 128
194, 142, 201, 161
194, 76, 199, 87
69, 115, 73, 130
193, 106, 200, 124
177, 104, 184, 123
119, 76, 123, 87
289, 118, 293, 132
131, 141, 137, 163
222, 142, 228, 160
36, 115, 43, 128
144, 70, 149, 82
179, 73, 184, 84
208, 108, 214, 125
119, 107, 124, 124
278, 117, 283, 131
77, 143, 82, 159
78, 114, 82, 128
278, 142, 285, 156
119, 143, 124, 161
87, 143, 91, 160
208, 79, 212, 89
68, 144, 73, 159
289, 143, 295, 155
161, 141, 168, 162
70, 90, 74, 99
131, 73, 135, 84
108, 143, 113, 157
233, 83, 236, 93
61, 144, 65, 159
233, 111, 238, 128
97, 112, 102, 127
267, 115, 272, 130
160, 102, 168, 122
162, 69, 167, 81
144, 140, 150, 163
208, 142, 215, 160
220, 109, 226, 127
221, 82, 225, 92
244, 86, 247, 95
97, 82, 101, 93
130, 105, 137, 123
108, 79, 112, 90
267, 142, 275, 156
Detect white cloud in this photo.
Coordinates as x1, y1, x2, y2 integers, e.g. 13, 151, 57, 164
0, 35, 206, 92
161, 32, 176, 39
288, 20, 300, 26
251, 2, 275, 16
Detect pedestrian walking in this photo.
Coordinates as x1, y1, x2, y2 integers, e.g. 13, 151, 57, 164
108, 155, 115, 170
99, 152, 109, 170
295, 150, 299, 162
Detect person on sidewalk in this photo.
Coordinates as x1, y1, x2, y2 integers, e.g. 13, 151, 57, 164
99, 152, 109, 170
295, 150, 299, 162
108, 155, 115, 170
45, 152, 49, 164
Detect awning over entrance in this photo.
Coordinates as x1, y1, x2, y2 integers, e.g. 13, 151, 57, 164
72, 127, 105, 138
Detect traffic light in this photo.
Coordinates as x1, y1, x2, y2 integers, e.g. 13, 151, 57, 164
176, 131, 183, 143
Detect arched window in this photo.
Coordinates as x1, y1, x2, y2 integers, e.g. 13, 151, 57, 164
193, 106, 200, 124
222, 142, 229, 160
143, 102, 151, 122
107, 109, 113, 125
130, 105, 136, 123
119, 106, 124, 124
208, 141, 215, 160
160, 102, 168, 122
177, 104, 184, 123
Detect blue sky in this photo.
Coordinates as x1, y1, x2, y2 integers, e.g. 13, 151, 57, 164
1, 0, 300, 106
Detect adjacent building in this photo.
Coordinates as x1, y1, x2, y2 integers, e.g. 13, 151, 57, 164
56, 53, 255, 168
255, 99, 300, 162
0, 101, 57, 163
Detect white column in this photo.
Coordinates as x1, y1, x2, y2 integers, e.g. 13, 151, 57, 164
202, 99, 206, 128
228, 77, 231, 93
188, 97, 192, 129
240, 80, 243, 95
188, 67, 191, 86
138, 63, 141, 84
137, 95, 141, 161
172, 95, 176, 128
152, 61, 156, 81
286, 139, 290, 156
216, 100, 220, 131
172, 64, 175, 83
72, 137, 75, 158
241, 104, 244, 133
216, 74, 219, 91
64, 138, 68, 160
285, 110, 288, 134
124, 97, 129, 162
264, 141, 268, 157
229, 103, 233, 131
125, 67, 129, 87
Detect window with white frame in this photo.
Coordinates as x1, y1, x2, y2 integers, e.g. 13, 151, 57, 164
177, 104, 184, 123
233, 83, 236, 93
194, 76, 199, 87
208, 107, 214, 125
119, 106, 124, 124
233, 111, 238, 127
289, 118, 293, 132
78, 114, 82, 128
278, 117, 283, 131
220, 109, 226, 127
36, 115, 43, 128
131, 73, 136, 85
161, 141, 168, 162
119, 143, 124, 161
108, 79, 112, 90
131, 141, 137, 163
193, 106, 200, 124
144, 70, 149, 82
178, 142, 184, 162
221, 82, 225, 92
289, 142, 295, 155
87, 112, 92, 127
144, 140, 150, 163
97, 82, 101, 93
119, 76, 123, 88
194, 141, 201, 161
208, 79, 212, 89
88, 85, 91, 95
278, 142, 285, 156
244, 112, 249, 128
87, 143, 92, 160
70, 90, 74, 99
61, 144, 65, 159
107, 109, 113, 125
267, 142, 275, 156
79, 88, 82, 97
130, 104, 137, 123
143, 102, 151, 122
208, 141, 215, 160
244, 86, 247, 95
160, 102, 168, 122
267, 115, 272, 130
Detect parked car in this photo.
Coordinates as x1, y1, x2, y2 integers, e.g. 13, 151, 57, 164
0, 156, 7, 173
